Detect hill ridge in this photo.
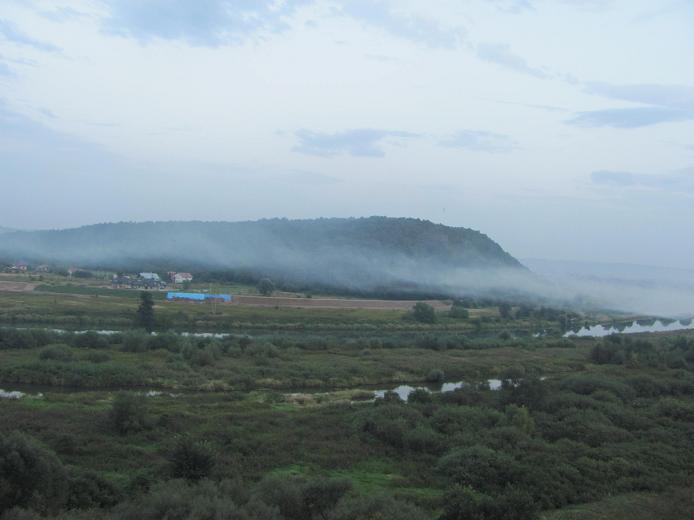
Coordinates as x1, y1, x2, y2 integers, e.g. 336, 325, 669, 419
0, 217, 525, 295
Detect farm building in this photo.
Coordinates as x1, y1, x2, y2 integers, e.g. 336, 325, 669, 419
169, 272, 193, 284
136, 272, 166, 289
112, 272, 166, 289
10, 262, 28, 272
112, 274, 133, 287
166, 292, 232, 303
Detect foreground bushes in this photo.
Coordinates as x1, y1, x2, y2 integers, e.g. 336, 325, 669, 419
108, 393, 149, 435
0, 433, 118, 517
0, 453, 425, 520
0, 326, 576, 358
0, 433, 69, 515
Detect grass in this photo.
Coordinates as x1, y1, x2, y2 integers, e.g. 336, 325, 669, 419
0, 290, 410, 328
0, 287, 564, 339
542, 487, 694, 520
0, 272, 568, 335
0, 339, 588, 391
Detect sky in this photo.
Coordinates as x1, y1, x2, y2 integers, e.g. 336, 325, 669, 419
1, 0, 693, 268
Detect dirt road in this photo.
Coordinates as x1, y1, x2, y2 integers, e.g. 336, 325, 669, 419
0, 281, 37, 292
232, 295, 451, 310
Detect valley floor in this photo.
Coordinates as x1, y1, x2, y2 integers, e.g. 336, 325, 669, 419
1, 281, 693, 519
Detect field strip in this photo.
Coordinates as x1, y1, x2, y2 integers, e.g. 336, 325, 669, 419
232, 295, 451, 310
0, 281, 37, 292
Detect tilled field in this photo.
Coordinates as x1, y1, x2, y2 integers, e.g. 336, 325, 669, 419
0, 281, 37, 292
232, 295, 452, 310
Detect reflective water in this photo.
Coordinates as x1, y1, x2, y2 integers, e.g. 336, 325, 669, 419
564, 319, 694, 338
15, 327, 235, 338
374, 379, 503, 401
0, 385, 177, 398
0, 388, 43, 400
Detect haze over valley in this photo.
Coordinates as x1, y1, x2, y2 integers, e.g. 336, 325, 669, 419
2, 2, 694, 519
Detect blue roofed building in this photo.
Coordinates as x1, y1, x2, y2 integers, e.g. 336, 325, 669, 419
167, 292, 232, 303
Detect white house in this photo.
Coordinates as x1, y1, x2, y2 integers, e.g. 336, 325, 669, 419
173, 272, 193, 284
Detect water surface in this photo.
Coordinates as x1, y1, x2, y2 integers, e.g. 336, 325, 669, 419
374, 379, 503, 401
565, 319, 694, 338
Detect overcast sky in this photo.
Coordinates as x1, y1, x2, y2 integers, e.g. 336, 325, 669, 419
1, 0, 693, 268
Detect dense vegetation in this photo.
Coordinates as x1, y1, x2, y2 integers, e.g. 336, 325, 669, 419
1, 274, 690, 518
2, 321, 694, 519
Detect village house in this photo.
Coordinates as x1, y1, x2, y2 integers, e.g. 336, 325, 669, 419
137, 272, 166, 289
10, 261, 28, 272
170, 272, 193, 284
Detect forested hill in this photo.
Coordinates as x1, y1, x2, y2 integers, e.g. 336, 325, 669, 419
0, 217, 526, 294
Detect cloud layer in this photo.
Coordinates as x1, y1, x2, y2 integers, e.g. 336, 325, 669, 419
570, 83, 694, 128
293, 128, 418, 157
102, 0, 309, 46
0, 18, 60, 52
591, 168, 694, 192
438, 130, 515, 153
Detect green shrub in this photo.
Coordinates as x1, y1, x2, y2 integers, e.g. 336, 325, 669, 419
114, 479, 280, 520
448, 305, 469, 319
121, 332, 147, 353
426, 369, 445, 383
73, 331, 109, 350
437, 445, 520, 492
403, 427, 442, 453
66, 472, 120, 509
108, 393, 148, 435
442, 485, 538, 520
39, 344, 74, 362
0, 432, 69, 515
168, 437, 215, 481
82, 351, 111, 363
411, 302, 437, 324
329, 494, 428, 520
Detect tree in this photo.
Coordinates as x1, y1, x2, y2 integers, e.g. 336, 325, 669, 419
329, 494, 428, 520
449, 304, 469, 319
412, 302, 436, 324
135, 291, 155, 332
239, 336, 252, 352
252, 477, 305, 520
499, 303, 513, 320
108, 393, 147, 435
257, 278, 275, 296
115, 479, 281, 520
302, 478, 352, 520
426, 369, 445, 383
168, 437, 214, 481
441, 485, 538, 520
66, 471, 120, 509
437, 445, 518, 492
0, 432, 69, 514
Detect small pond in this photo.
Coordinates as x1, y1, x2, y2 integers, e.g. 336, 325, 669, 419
374, 379, 503, 401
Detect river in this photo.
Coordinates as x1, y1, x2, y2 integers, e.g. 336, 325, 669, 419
564, 318, 694, 338
373, 379, 503, 401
